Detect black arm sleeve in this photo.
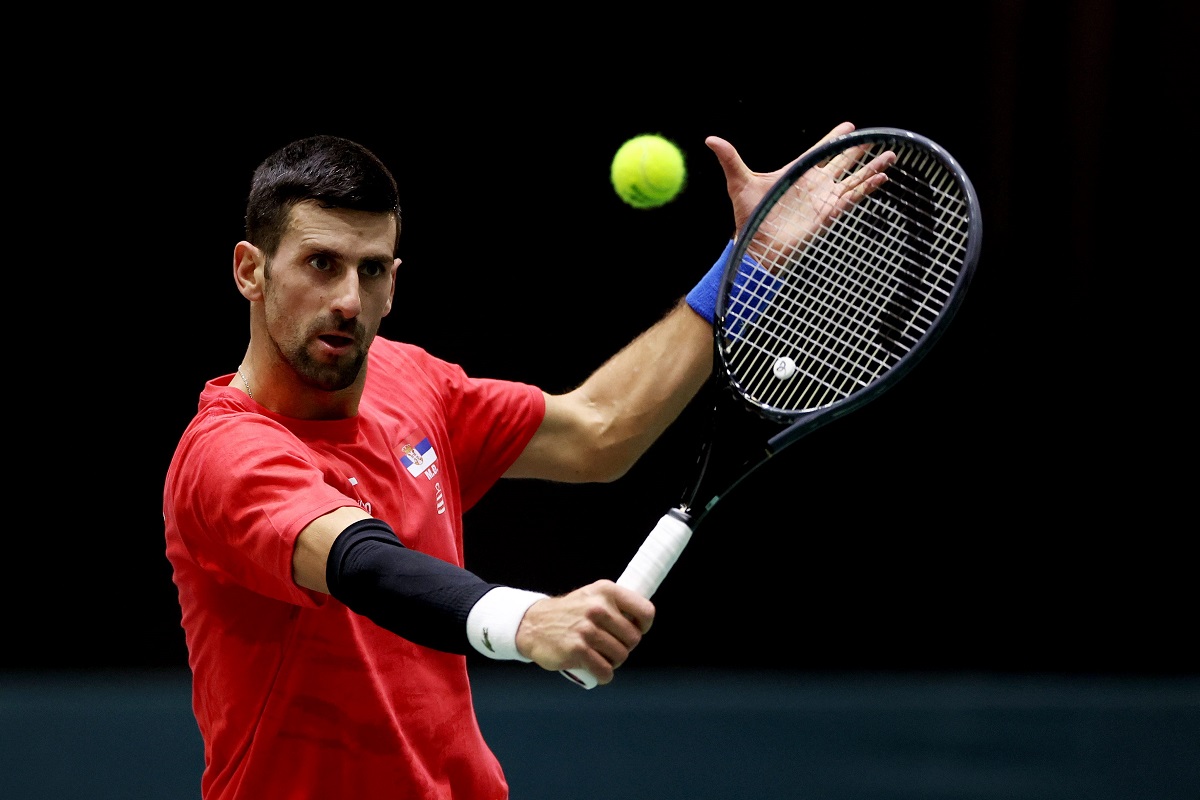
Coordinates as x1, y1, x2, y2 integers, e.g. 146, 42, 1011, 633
325, 518, 501, 654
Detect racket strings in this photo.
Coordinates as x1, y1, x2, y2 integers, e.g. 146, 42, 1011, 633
723, 141, 972, 413
732, 194, 911, 404
747, 203, 904, 406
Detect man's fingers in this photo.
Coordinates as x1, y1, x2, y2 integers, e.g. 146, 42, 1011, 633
705, 135, 748, 184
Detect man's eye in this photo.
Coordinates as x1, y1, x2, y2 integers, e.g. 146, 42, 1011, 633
309, 255, 333, 272
360, 262, 386, 278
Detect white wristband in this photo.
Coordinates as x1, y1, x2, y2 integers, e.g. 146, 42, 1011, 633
466, 587, 548, 662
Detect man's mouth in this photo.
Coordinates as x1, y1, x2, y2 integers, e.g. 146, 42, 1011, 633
316, 333, 356, 354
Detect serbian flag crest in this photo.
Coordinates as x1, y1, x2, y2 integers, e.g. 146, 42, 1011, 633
399, 437, 438, 477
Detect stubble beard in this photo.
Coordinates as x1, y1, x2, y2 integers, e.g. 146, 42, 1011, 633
288, 341, 366, 392
271, 314, 370, 393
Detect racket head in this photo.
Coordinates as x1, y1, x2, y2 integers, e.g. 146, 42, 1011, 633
714, 127, 981, 433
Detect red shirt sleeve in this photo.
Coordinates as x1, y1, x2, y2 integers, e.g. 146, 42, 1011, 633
166, 398, 359, 607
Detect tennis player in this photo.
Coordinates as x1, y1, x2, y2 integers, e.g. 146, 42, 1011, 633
163, 123, 860, 799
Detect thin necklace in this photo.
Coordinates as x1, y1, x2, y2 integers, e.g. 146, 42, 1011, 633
237, 366, 253, 399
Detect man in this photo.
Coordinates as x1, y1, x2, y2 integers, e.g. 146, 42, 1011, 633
164, 122, 867, 799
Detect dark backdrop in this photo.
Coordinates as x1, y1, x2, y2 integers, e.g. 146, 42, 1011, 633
24, 2, 1191, 677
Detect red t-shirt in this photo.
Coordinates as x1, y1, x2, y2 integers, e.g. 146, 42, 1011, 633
163, 337, 545, 800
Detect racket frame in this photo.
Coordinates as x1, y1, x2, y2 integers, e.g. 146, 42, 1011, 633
713, 127, 981, 462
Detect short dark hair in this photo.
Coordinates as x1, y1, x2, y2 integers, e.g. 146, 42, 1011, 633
245, 135, 401, 257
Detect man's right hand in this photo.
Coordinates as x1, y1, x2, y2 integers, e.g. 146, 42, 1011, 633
516, 580, 656, 685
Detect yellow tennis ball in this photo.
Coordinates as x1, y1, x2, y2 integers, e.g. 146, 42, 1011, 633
611, 134, 686, 209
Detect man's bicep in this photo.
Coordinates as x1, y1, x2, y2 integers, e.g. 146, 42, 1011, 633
293, 505, 375, 593
504, 391, 597, 482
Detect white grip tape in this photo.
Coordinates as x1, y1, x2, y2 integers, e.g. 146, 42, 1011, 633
560, 511, 694, 690
615, 513, 694, 597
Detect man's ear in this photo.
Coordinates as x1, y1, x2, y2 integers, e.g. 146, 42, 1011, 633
234, 241, 265, 301
382, 258, 401, 317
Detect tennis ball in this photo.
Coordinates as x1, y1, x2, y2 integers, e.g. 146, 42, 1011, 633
611, 134, 686, 209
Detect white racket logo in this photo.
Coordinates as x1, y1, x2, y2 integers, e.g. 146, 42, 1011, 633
772, 356, 796, 380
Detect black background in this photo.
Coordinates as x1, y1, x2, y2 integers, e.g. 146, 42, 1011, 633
25, 3, 1192, 677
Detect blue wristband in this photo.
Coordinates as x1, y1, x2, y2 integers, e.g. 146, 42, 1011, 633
687, 240, 782, 337
686, 240, 735, 324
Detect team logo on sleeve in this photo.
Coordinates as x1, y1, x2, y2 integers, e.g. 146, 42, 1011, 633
399, 437, 439, 479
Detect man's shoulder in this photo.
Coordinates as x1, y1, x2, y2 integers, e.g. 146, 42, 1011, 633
368, 337, 459, 377
369, 336, 429, 363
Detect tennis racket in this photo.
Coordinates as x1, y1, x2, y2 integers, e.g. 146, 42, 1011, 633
561, 127, 982, 689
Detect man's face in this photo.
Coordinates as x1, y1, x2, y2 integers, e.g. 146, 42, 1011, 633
262, 200, 398, 392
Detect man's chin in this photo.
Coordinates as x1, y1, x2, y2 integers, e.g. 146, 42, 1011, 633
296, 358, 362, 393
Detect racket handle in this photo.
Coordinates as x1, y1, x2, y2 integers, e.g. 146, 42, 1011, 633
560, 509, 694, 690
